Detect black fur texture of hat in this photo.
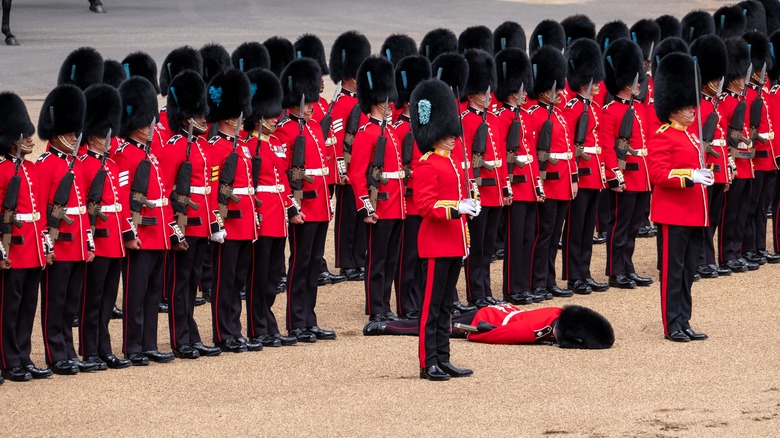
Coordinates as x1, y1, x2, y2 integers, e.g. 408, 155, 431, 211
395, 55, 431, 107
357, 56, 398, 114
0, 92, 35, 152
725, 36, 752, 82
430, 53, 469, 99
205, 69, 251, 123
464, 49, 496, 96
167, 70, 209, 132
200, 43, 232, 85
651, 37, 689, 77
38, 84, 86, 141
630, 19, 661, 60
681, 10, 716, 44
410, 79, 461, 154
264, 36, 295, 78
603, 39, 646, 96
769, 30, 780, 79
329, 30, 371, 84
567, 38, 605, 92
690, 34, 728, 85
494, 21, 527, 53
740, 1, 768, 34
561, 15, 596, 45
294, 34, 330, 75
529, 19, 566, 54
381, 34, 418, 67
744, 31, 774, 73
597, 20, 630, 53
714, 5, 747, 39
160, 46, 203, 97
458, 25, 494, 55
531, 46, 566, 97
122, 52, 160, 94
58, 47, 104, 91
280, 58, 322, 109
244, 68, 283, 131
495, 48, 533, 101
556, 305, 615, 349
83, 84, 121, 139
656, 15, 682, 40
419, 28, 458, 61
231, 42, 270, 73
118, 77, 157, 138
102, 59, 127, 89
654, 52, 699, 123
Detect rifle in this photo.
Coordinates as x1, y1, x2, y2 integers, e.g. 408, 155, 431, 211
341, 103, 362, 175
250, 137, 263, 210
574, 80, 594, 161
537, 81, 559, 181
319, 82, 342, 142
455, 86, 478, 201
170, 123, 200, 236
749, 63, 768, 144
728, 64, 754, 159
86, 129, 112, 234
0, 134, 25, 256
47, 133, 82, 241
637, 41, 652, 103
367, 98, 390, 210
287, 96, 314, 204
401, 129, 414, 195
615, 73, 640, 171
217, 112, 244, 219
693, 58, 705, 169
506, 84, 525, 173
130, 119, 158, 227
471, 85, 495, 186
702, 78, 725, 159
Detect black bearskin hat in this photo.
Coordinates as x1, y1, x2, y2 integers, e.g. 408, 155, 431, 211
357, 56, 398, 114
231, 42, 270, 73
160, 46, 203, 97
769, 30, 780, 79
264, 36, 295, 77
631, 19, 661, 60
200, 43, 232, 85
167, 70, 209, 132
744, 31, 774, 73
329, 30, 371, 84
281, 58, 322, 109
122, 52, 159, 94
118, 77, 157, 138
83, 84, 121, 139
531, 46, 566, 97
529, 19, 566, 54
464, 49, 496, 96
561, 15, 596, 45
740, 1, 768, 34
102, 60, 127, 89
395, 55, 431, 107
430, 53, 469, 99
604, 39, 646, 96
597, 20, 630, 53
757, 0, 779, 33
725, 36, 752, 81
567, 38, 605, 92
294, 34, 330, 75
556, 306, 615, 349
690, 34, 728, 85
495, 48, 533, 102
58, 47, 104, 91
410, 79, 461, 154
38, 84, 86, 141
656, 15, 682, 40
205, 69, 251, 123
458, 25, 494, 55
654, 52, 699, 123
681, 10, 716, 44
381, 34, 418, 67
714, 5, 747, 39
494, 21, 526, 53
651, 37, 689, 78
0, 92, 35, 152
244, 68, 283, 131
419, 28, 458, 61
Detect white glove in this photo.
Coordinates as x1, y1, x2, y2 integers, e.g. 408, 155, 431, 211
210, 229, 227, 243
692, 169, 714, 187
458, 199, 480, 217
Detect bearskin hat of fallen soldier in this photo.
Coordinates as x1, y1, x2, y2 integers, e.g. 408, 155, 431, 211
200, 43, 232, 85
167, 70, 209, 133
494, 21, 526, 54
604, 39, 646, 96
381, 34, 418, 67
656, 15, 682, 40
458, 25, 494, 55
561, 14, 596, 46
690, 34, 728, 85
329, 30, 371, 84
530, 46, 566, 98
83, 84, 121, 140
0, 92, 35, 153
630, 19, 661, 61
231, 42, 270, 73
205, 69, 251, 123
160, 46, 203, 97
410, 79, 461, 154
567, 39, 605, 92
357, 56, 398, 115
743, 31, 774, 74
102, 59, 127, 89
264, 36, 295, 78
654, 52, 699, 124
556, 306, 615, 349
650, 37, 689, 78
529, 19, 566, 54
122, 51, 160, 94
597, 20, 630, 53
244, 68, 283, 132
38, 84, 86, 141
464, 49, 496, 97
724, 36, 752, 82
495, 48, 533, 102
281, 58, 322, 109
395, 55, 431, 107
58, 47, 104, 91
741, 0, 769, 34
681, 10, 716, 44
430, 53, 469, 99
419, 28, 458, 61
294, 34, 330, 75
714, 5, 747, 39
118, 77, 157, 138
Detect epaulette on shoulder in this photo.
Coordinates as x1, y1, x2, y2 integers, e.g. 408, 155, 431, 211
392, 120, 404, 129
495, 107, 507, 116
460, 110, 469, 119
603, 101, 615, 110
78, 154, 88, 161
36, 152, 51, 163
771, 84, 780, 94
565, 98, 578, 109
167, 134, 183, 144
527, 104, 541, 113
420, 151, 433, 161
656, 124, 670, 134
208, 135, 220, 145
115, 142, 129, 153
277, 118, 292, 128
358, 122, 371, 132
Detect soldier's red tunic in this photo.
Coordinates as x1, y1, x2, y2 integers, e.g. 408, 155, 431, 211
720, 90, 754, 179
525, 103, 578, 200
0, 157, 46, 268
460, 107, 509, 206
246, 133, 296, 238
599, 97, 651, 191
687, 94, 732, 184
562, 95, 606, 190
467, 304, 561, 344
493, 104, 543, 202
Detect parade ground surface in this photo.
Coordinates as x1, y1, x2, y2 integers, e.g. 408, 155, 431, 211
2, 0, 779, 436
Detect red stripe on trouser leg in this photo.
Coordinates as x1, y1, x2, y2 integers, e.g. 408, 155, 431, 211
529, 204, 540, 288
0, 272, 5, 369
418, 258, 437, 369
214, 244, 222, 342
660, 224, 669, 335
365, 224, 373, 315
608, 194, 619, 276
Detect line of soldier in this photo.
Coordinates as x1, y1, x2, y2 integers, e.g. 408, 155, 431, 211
2, 3, 780, 382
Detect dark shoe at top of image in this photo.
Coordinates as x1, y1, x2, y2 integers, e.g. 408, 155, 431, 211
470, 298, 491, 309
100, 354, 131, 369
272, 333, 298, 346
173, 345, 200, 359
723, 259, 748, 273
608, 275, 636, 289
194, 296, 206, 306
758, 250, 780, 264
319, 271, 347, 286
567, 279, 593, 295
683, 328, 708, 340
531, 287, 554, 301
218, 338, 249, 353
593, 232, 607, 245
743, 251, 767, 265
420, 364, 450, 381
627, 272, 653, 287
438, 362, 473, 378
715, 264, 732, 276
493, 248, 505, 260
158, 301, 169, 313
126, 352, 149, 366
692, 273, 701, 282
143, 350, 175, 363
82, 355, 108, 371
452, 301, 477, 313
505, 291, 533, 305
696, 264, 718, 279
245, 337, 263, 352
51, 360, 79, 375
89, 0, 106, 13
192, 342, 222, 357
363, 320, 387, 336
289, 327, 317, 343
111, 305, 123, 319
24, 364, 53, 379
665, 330, 690, 342
69, 358, 99, 372
483, 296, 505, 305
341, 268, 363, 281
307, 326, 336, 340
401, 309, 421, 320
584, 278, 609, 292
1, 367, 32, 382
548, 285, 574, 298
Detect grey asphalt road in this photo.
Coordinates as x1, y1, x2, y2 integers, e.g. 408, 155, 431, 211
1, 0, 724, 97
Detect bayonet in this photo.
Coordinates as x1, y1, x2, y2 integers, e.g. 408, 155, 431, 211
144, 118, 156, 155
68, 133, 82, 171
232, 112, 243, 151
13, 134, 23, 173
742, 64, 753, 99
101, 129, 112, 168
483, 85, 491, 121
694, 58, 705, 168
547, 80, 557, 118
713, 77, 725, 110
628, 73, 640, 108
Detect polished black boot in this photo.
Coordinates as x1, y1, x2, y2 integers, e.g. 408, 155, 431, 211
89, 0, 106, 13
2, 0, 19, 46
419, 364, 450, 381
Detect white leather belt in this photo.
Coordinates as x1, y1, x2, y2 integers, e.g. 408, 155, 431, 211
255, 184, 285, 193
100, 204, 122, 213
711, 139, 727, 147
738, 142, 752, 150
325, 137, 337, 146
582, 146, 601, 154
148, 198, 169, 208
760, 131, 775, 140
64, 206, 87, 215
515, 154, 534, 164
304, 167, 329, 176
232, 187, 256, 196
628, 148, 648, 157
381, 171, 404, 179
14, 213, 39, 222
502, 310, 524, 326
190, 186, 212, 195
461, 161, 471, 170
549, 152, 573, 160
483, 159, 503, 167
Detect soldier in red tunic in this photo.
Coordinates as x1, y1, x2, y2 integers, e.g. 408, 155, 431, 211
648, 52, 712, 342
0, 93, 53, 382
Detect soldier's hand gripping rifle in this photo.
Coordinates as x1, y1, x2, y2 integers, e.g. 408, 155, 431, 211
701, 78, 724, 159
574, 80, 594, 161
537, 81, 559, 181
47, 133, 82, 241
471, 86, 496, 186
319, 82, 342, 143
250, 137, 263, 211
170, 123, 201, 236
0, 134, 25, 258
86, 129, 112, 235
401, 129, 414, 196
615, 73, 640, 171
749, 63, 768, 144
217, 112, 244, 219
367, 98, 390, 210
130, 119, 158, 227
728, 64, 754, 159
341, 103, 362, 179
287, 96, 314, 205
506, 84, 525, 172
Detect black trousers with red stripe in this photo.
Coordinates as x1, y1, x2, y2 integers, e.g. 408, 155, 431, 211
562, 188, 600, 281
334, 184, 366, 270
773, 179, 780, 253
605, 190, 650, 276
502, 200, 536, 296
597, 189, 610, 233
211, 240, 252, 343
465, 205, 502, 302
122, 250, 164, 354
532, 199, 569, 289
168, 237, 208, 349
1, 268, 41, 369
720, 178, 750, 262
80, 256, 121, 357
196, 241, 213, 293
702, 183, 726, 265
41, 260, 84, 364
394, 215, 423, 315
364, 219, 403, 316
656, 224, 704, 334
247, 236, 285, 338
287, 221, 328, 330
419, 256, 460, 369
743, 170, 775, 253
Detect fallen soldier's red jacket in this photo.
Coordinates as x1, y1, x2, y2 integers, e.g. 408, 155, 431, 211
467, 305, 561, 344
